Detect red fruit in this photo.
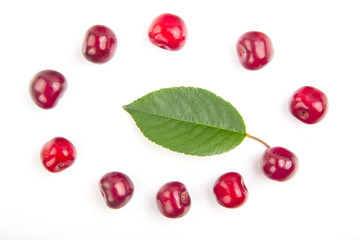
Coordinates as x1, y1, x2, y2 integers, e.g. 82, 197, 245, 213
213, 172, 248, 208
156, 181, 191, 218
148, 13, 187, 51
99, 172, 134, 209
261, 147, 298, 181
289, 86, 328, 124
236, 31, 274, 70
41, 137, 76, 173
29, 70, 67, 109
82, 25, 117, 63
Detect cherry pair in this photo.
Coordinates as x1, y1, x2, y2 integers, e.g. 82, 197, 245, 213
82, 13, 187, 65
98, 172, 189, 218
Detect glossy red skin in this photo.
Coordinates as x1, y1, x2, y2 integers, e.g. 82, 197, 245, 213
213, 172, 248, 208
29, 70, 67, 109
236, 31, 274, 70
261, 147, 298, 181
41, 137, 76, 173
289, 86, 328, 124
82, 25, 117, 63
99, 172, 134, 209
148, 13, 187, 51
156, 181, 191, 218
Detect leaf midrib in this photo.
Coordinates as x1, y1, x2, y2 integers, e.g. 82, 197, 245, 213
123, 105, 246, 136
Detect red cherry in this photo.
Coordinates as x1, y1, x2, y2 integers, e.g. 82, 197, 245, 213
261, 147, 298, 181
289, 86, 328, 124
99, 172, 134, 209
41, 137, 76, 173
29, 70, 67, 109
213, 172, 248, 208
236, 31, 274, 70
148, 13, 187, 51
156, 181, 191, 218
82, 25, 117, 63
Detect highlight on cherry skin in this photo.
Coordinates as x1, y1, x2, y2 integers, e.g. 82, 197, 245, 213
156, 181, 191, 218
236, 31, 274, 70
247, 135, 298, 181
148, 13, 187, 51
213, 172, 248, 208
99, 171, 134, 209
29, 69, 67, 109
289, 86, 328, 124
41, 137, 77, 173
82, 25, 117, 64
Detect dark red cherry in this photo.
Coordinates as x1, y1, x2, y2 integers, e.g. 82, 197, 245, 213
148, 13, 187, 51
82, 25, 117, 63
29, 70, 67, 109
41, 137, 76, 173
236, 31, 274, 70
156, 181, 191, 218
261, 147, 298, 181
289, 86, 328, 124
213, 172, 248, 208
99, 172, 134, 209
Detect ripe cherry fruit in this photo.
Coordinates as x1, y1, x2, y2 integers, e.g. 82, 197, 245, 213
82, 25, 117, 63
246, 135, 298, 181
213, 172, 248, 208
29, 70, 67, 109
41, 137, 76, 173
99, 172, 134, 209
236, 31, 274, 70
148, 13, 187, 51
156, 181, 191, 218
261, 146, 299, 181
289, 86, 328, 124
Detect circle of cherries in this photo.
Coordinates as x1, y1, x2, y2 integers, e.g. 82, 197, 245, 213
30, 13, 328, 219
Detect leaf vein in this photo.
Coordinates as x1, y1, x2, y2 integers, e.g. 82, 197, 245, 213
124, 108, 245, 135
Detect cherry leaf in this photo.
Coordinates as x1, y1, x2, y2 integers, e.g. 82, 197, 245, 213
123, 87, 246, 156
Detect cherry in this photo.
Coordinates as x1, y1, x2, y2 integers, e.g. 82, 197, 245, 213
29, 70, 67, 109
156, 181, 191, 218
246, 135, 298, 181
82, 25, 117, 63
148, 13, 187, 51
236, 31, 274, 70
261, 146, 298, 181
99, 172, 134, 209
213, 172, 248, 208
41, 137, 76, 173
289, 86, 328, 124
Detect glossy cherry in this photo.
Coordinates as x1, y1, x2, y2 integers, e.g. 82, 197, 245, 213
41, 137, 76, 173
99, 172, 134, 209
148, 13, 187, 51
261, 147, 298, 181
29, 70, 67, 109
156, 181, 191, 218
236, 31, 274, 70
82, 25, 117, 63
213, 172, 248, 208
289, 86, 328, 124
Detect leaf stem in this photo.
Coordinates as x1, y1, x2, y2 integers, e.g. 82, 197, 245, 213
246, 134, 271, 149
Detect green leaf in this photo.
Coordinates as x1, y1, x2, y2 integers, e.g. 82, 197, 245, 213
123, 87, 246, 156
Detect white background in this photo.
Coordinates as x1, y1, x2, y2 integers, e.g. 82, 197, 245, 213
0, 0, 359, 239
